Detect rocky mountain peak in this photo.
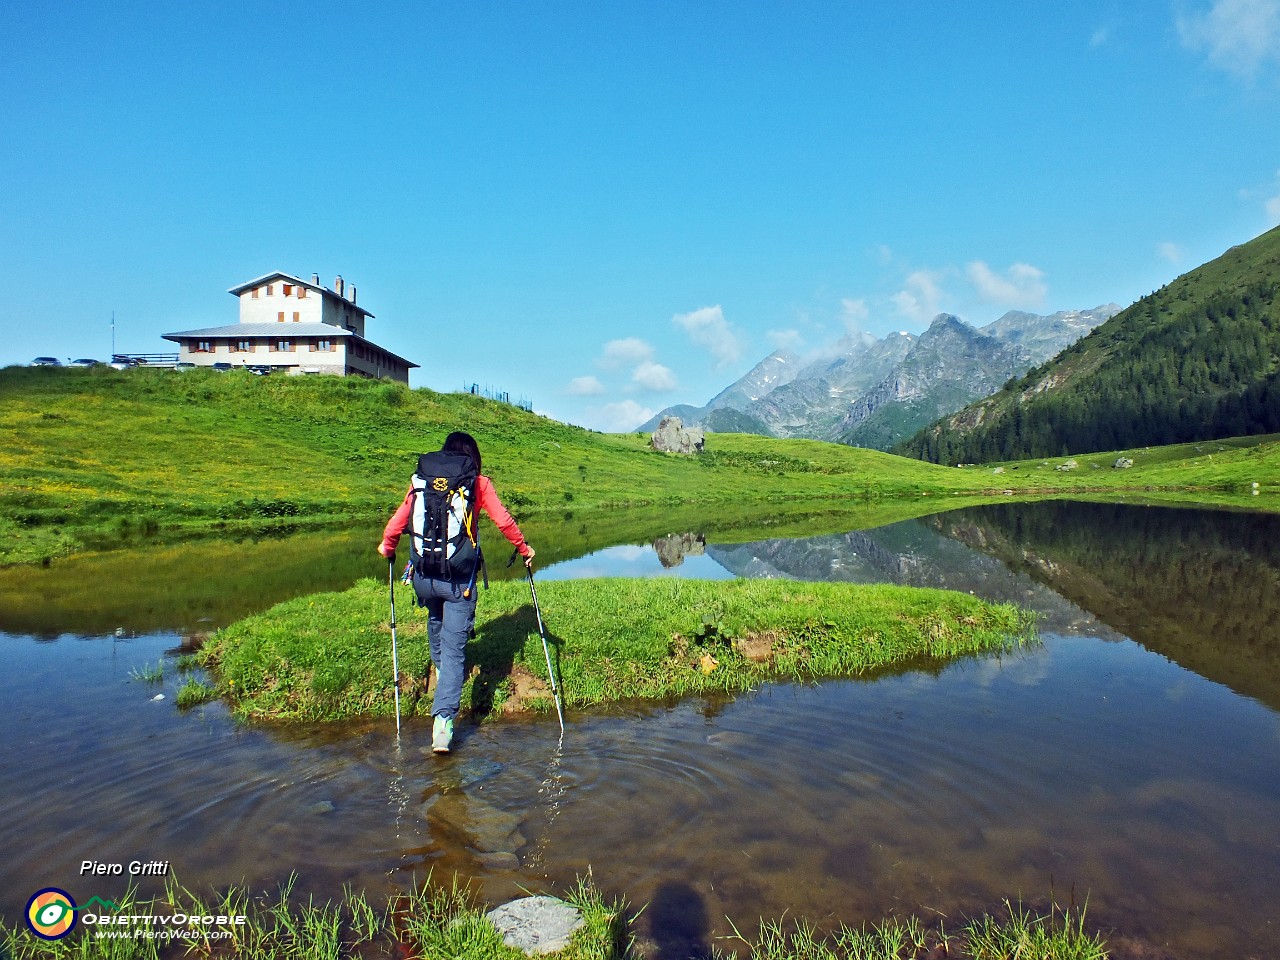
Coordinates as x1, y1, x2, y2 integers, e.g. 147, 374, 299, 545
639, 304, 1117, 446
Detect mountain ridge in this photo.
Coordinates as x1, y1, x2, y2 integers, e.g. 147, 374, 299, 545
894, 225, 1280, 463
641, 305, 1119, 448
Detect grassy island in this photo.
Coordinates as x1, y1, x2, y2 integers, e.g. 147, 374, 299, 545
202, 577, 1033, 723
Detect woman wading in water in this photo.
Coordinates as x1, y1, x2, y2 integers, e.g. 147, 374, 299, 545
379, 431, 534, 753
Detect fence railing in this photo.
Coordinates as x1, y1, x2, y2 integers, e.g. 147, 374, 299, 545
462, 382, 533, 412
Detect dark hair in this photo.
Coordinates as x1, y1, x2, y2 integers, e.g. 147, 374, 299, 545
442, 431, 482, 474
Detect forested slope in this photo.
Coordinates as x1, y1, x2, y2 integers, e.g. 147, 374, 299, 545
896, 225, 1280, 463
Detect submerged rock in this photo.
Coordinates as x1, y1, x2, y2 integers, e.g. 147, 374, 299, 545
460, 757, 504, 786
485, 896, 583, 955
424, 791, 525, 854
475, 850, 520, 870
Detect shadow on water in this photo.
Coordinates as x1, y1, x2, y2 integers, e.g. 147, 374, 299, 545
644, 882, 713, 960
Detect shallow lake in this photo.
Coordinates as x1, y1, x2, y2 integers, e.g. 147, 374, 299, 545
2, 500, 1278, 958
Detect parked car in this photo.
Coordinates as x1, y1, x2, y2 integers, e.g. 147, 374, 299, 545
68, 358, 101, 368
211, 362, 234, 372
246, 364, 273, 376
173, 362, 197, 372
109, 357, 139, 370
30, 357, 61, 367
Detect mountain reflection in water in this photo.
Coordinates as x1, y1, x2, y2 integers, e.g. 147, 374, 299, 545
686, 501, 1280, 712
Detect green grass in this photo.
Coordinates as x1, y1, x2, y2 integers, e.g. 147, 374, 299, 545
201, 577, 1033, 723
738, 901, 1106, 960
173, 678, 218, 709
0, 876, 624, 960
2, 365, 1276, 566
964, 901, 1106, 960
127, 661, 163, 684
0, 878, 1109, 959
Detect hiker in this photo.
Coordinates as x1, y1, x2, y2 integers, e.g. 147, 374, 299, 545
378, 431, 535, 754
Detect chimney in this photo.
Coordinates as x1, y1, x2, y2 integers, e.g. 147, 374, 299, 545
335, 275, 344, 297
311, 273, 320, 286
349, 285, 356, 304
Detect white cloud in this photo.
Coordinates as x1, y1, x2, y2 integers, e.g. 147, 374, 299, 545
839, 297, 869, 333
1158, 241, 1186, 264
1268, 173, 1280, 222
767, 328, 805, 352
598, 337, 654, 369
1237, 170, 1280, 222
566, 375, 605, 396
1089, 25, 1112, 49
1178, 0, 1280, 78
632, 361, 678, 391
966, 261, 1047, 309
592, 400, 654, 433
891, 269, 946, 323
672, 305, 743, 368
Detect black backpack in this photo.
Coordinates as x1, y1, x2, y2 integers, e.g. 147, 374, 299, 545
408, 450, 481, 581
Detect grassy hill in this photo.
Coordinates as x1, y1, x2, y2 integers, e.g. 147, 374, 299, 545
895, 224, 1280, 463
2, 364, 1277, 566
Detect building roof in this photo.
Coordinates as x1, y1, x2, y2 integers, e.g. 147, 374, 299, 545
227, 272, 374, 319
162, 323, 418, 368
164, 322, 354, 339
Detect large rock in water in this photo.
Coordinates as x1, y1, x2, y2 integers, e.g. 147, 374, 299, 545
651, 416, 704, 454
485, 896, 584, 955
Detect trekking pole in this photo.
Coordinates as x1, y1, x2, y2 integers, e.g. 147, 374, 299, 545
388, 558, 402, 735
512, 551, 564, 733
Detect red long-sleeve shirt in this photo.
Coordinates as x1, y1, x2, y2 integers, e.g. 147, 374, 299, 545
380, 474, 532, 560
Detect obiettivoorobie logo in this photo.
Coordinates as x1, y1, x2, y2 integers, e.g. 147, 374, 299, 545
23, 886, 245, 944
25, 890, 122, 941
25, 888, 78, 940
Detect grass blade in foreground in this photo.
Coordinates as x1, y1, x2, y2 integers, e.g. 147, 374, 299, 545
0, 877, 1110, 959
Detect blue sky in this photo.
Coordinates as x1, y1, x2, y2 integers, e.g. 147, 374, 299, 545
4, 1, 1279, 431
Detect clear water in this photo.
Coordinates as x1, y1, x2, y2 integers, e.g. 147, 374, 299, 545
2, 501, 1278, 958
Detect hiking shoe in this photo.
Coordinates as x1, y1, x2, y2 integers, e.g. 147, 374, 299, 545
432, 715, 454, 754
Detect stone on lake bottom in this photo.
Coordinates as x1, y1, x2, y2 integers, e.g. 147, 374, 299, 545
485, 895, 583, 955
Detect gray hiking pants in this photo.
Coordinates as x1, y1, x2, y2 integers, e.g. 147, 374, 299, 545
412, 573, 477, 720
